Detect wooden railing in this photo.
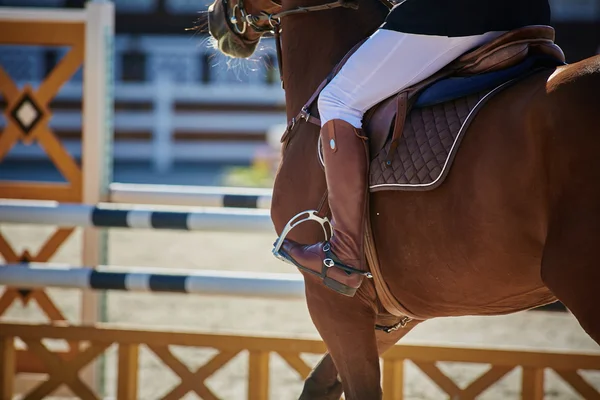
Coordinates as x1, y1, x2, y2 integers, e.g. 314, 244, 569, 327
0, 78, 286, 170
1, 321, 599, 400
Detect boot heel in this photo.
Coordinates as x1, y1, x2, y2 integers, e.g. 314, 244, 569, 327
323, 277, 358, 297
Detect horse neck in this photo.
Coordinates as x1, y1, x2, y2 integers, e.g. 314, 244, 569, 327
279, 0, 387, 119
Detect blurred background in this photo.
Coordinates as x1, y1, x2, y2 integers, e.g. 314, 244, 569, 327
0, 0, 284, 189
1, 2, 600, 399
0, 0, 598, 190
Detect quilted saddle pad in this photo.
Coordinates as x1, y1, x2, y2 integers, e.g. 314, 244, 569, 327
368, 87, 501, 192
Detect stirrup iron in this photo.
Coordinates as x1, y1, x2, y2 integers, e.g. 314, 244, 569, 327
272, 209, 332, 264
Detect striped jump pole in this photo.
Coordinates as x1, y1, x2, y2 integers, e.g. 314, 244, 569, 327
109, 183, 273, 209
0, 264, 305, 299
0, 264, 567, 311
0, 201, 273, 232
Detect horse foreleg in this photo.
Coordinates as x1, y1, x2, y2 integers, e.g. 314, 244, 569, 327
302, 277, 390, 400
299, 353, 342, 400
299, 320, 419, 400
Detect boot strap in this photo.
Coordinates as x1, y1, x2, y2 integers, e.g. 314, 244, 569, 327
275, 242, 372, 280
322, 243, 373, 278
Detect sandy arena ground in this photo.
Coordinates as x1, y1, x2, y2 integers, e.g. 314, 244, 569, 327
1, 225, 599, 399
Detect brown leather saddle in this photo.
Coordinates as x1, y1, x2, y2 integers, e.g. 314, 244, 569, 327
291, 25, 566, 192
364, 25, 565, 191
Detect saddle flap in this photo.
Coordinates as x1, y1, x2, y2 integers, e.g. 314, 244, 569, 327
364, 95, 396, 160
369, 90, 493, 191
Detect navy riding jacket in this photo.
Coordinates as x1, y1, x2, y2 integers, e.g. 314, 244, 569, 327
381, 0, 552, 37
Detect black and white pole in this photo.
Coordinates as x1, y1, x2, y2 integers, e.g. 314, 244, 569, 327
109, 183, 273, 209
0, 201, 273, 232
0, 264, 305, 299
0, 263, 567, 311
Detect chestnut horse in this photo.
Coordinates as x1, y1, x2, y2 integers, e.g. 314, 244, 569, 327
207, 0, 600, 398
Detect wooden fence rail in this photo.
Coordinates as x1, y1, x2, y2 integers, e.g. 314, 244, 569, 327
1, 321, 600, 400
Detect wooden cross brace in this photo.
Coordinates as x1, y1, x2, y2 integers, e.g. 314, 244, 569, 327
413, 361, 600, 399
0, 229, 80, 356
148, 345, 241, 400
553, 369, 600, 400
275, 351, 312, 379
20, 339, 110, 400
412, 361, 514, 399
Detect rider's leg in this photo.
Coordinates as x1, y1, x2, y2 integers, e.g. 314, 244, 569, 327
318, 29, 504, 128
281, 29, 505, 296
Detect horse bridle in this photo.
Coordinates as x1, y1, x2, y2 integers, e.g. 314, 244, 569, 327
224, 0, 388, 35
225, 0, 281, 35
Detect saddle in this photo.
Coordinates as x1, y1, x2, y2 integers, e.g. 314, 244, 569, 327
290, 25, 566, 191
364, 25, 565, 191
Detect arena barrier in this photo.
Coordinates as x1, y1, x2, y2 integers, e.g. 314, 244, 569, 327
1, 321, 600, 400
109, 183, 273, 209
0, 263, 304, 299
0, 200, 273, 232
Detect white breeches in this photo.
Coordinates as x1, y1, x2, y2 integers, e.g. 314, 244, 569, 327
318, 29, 506, 128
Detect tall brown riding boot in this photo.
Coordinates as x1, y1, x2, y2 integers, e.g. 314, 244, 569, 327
280, 119, 371, 297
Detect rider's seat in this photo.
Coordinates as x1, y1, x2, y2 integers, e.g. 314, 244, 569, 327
450, 25, 564, 75
378, 25, 565, 108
